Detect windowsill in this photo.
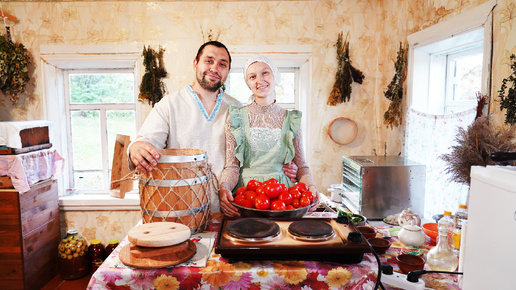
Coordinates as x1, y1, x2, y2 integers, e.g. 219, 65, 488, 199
59, 192, 140, 211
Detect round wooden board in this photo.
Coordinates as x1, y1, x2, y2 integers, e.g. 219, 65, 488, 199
128, 222, 191, 247
119, 240, 196, 269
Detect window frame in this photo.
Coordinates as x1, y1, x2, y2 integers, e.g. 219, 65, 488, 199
40, 45, 141, 196
406, 0, 495, 115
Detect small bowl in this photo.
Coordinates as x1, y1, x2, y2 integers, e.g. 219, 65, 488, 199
368, 237, 391, 254
350, 213, 367, 226
396, 254, 425, 274
357, 226, 377, 239
422, 223, 438, 243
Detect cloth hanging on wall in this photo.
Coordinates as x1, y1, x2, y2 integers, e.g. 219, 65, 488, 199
404, 107, 475, 219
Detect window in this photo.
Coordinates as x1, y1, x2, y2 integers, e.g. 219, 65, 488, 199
40, 45, 141, 196
64, 70, 137, 191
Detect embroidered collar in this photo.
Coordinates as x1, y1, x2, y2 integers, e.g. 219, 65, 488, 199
187, 85, 223, 121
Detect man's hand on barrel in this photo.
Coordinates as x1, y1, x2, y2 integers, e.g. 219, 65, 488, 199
129, 141, 162, 174
219, 187, 240, 217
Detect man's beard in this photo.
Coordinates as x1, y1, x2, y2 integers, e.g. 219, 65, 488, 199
199, 72, 223, 92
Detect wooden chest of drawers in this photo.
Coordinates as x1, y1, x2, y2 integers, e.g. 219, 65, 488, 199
0, 179, 60, 290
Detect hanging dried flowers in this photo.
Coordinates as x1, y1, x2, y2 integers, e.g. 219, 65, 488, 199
383, 42, 407, 129
440, 113, 516, 186
498, 54, 516, 125
0, 34, 31, 105
138, 45, 167, 107
327, 32, 364, 106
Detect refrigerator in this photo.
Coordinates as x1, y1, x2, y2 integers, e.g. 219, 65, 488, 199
461, 166, 516, 289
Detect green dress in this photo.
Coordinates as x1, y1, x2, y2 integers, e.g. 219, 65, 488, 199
229, 104, 302, 189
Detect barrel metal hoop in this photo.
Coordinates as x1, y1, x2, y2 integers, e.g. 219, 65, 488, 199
141, 202, 209, 218
157, 153, 206, 163
139, 176, 208, 187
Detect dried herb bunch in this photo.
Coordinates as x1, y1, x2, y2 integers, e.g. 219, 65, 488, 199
327, 32, 364, 106
0, 34, 31, 105
441, 115, 516, 186
383, 42, 407, 129
138, 45, 167, 107
498, 54, 516, 125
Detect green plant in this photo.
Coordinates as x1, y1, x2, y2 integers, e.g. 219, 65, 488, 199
138, 45, 167, 107
384, 42, 407, 129
0, 34, 31, 104
499, 54, 516, 125
327, 32, 364, 105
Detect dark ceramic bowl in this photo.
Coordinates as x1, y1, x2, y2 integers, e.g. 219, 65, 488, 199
396, 254, 425, 274
368, 237, 392, 254
357, 226, 377, 239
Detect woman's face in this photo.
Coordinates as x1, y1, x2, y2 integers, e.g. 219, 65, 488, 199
245, 61, 275, 100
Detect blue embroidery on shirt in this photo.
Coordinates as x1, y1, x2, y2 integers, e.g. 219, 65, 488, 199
187, 85, 223, 121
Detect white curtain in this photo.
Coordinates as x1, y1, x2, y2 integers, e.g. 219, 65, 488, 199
404, 107, 476, 219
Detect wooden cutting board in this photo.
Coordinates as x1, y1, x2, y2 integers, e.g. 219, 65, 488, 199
128, 222, 191, 247
119, 240, 196, 269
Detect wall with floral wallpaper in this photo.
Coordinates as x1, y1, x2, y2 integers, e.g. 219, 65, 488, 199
1, 0, 514, 240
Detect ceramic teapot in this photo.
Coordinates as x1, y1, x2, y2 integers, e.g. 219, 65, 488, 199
397, 208, 421, 227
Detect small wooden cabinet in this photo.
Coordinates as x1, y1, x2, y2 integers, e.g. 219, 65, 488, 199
0, 179, 60, 290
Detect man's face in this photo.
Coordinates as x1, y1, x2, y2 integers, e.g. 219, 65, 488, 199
194, 45, 230, 92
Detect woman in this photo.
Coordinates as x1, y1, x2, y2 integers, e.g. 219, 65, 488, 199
219, 55, 318, 217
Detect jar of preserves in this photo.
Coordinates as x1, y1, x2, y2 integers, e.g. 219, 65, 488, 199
105, 239, 119, 256
88, 239, 106, 272
58, 229, 89, 280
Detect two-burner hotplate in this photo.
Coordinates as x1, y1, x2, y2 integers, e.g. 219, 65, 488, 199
215, 217, 372, 263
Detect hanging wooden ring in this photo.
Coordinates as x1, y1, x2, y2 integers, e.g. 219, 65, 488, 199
328, 117, 358, 145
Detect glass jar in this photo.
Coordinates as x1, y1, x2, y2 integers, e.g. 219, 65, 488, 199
453, 204, 468, 253
105, 239, 120, 256
427, 216, 458, 271
58, 229, 89, 280
88, 239, 106, 272
439, 211, 455, 247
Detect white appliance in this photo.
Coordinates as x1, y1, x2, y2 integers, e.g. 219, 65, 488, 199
462, 166, 516, 289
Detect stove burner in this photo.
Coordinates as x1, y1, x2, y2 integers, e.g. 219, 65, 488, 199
226, 218, 281, 241
288, 220, 334, 241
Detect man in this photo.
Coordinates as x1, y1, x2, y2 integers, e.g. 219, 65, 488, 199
129, 41, 296, 214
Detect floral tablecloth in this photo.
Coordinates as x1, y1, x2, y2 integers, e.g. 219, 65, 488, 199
87, 217, 461, 290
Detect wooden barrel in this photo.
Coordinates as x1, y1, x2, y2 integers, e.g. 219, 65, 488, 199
139, 149, 212, 234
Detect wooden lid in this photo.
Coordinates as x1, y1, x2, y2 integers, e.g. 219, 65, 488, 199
128, 222, 191, 247
119, 240, 196, 269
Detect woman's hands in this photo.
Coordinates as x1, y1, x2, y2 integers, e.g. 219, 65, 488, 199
282, 161, 298, 183
219, 187, 240, 217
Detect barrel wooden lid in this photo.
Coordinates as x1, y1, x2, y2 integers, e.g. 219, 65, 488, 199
119, 240, 196, 269
128, 222, 191, 247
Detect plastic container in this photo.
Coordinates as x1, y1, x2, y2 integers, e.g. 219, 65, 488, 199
88, 239, 106, 272
105, 239, 120, 256
58, 229, 89, 280
453, 204, 468, 253
427, 217, 458, 271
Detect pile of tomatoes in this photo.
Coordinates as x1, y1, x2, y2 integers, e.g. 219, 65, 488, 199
233, 178, 315, 211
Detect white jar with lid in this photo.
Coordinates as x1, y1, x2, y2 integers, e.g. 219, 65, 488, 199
398, 224, 426, 247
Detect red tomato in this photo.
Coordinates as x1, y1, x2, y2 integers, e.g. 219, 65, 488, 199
245, 191, 257, 203
246, 180, 261, 191
277, 192, 293, 206
291, 198, 300, 208
234, 194, 246, 205
299, 196, 310, 207
254, 194, 270, 210
286, 205, 294, 210
266, 178, 279, 185
256, 185, 267, 196
270, 200, 286, 211
236, 186, 247, 195
265, 183, 282, 199
295, 182, 309, 193
302, 191, 315, 203
288, 187, 302, 200
280, 183, 287, 192
240, 200, 253, 208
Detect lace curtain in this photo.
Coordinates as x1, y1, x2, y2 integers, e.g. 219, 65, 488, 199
404, 107, 476, 219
